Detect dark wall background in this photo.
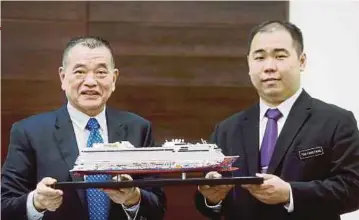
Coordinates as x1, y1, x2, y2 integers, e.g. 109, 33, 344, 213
1, 1, 288, 219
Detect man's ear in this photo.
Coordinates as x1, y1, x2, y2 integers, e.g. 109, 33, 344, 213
247, 54, 251, 76
112, 69, 120, 92
299, 53, 307, 72
59, 67, 66, 90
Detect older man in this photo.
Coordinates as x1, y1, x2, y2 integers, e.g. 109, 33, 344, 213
1, 37, 166, 220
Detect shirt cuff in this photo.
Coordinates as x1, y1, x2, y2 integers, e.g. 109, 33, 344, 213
121, 197, 141, 220
283, 184, 294, 212
204, 197, 222, 213
26, 191, 45, 220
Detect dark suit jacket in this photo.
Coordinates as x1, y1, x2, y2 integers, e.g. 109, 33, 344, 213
195, 91, 359, 220
1, 106, 166, 220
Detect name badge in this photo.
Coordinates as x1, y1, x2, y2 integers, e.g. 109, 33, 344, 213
298, 146, 324, 160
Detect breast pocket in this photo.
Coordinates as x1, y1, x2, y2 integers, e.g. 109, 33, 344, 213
289, 144, 330, 180
298, 146, 324, 160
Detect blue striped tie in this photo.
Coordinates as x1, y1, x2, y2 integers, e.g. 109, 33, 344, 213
86, 118, 111, 220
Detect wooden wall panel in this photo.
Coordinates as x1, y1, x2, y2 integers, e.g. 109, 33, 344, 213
2, 51, 65, 80
1, 2, 288, 219
112, 55, 251, 86
1, 21, 87, 52
88, 2, 287, 24
89, 22, 250, 56
1, 19, 87, 80
1, 1, 87, 21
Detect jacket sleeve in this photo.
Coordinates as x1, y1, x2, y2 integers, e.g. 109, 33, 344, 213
1, 122, 38, 220
290, 111, 359, 215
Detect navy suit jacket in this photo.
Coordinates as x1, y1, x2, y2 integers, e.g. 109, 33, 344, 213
1, 106, 166, 220
195, 91, 359, 220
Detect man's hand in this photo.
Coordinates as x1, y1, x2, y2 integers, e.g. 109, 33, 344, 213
198, 171, 233, 205
242, 173, 290, 205
103, 174, 141, 206
33, 177, 64, 212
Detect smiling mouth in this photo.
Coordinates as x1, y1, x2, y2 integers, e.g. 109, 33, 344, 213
81, 91, 101, 96
262, 79, 280, 82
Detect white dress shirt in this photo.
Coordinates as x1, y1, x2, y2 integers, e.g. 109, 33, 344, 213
206, 88, 303, 213
67, 101, 109, 148
27, 102, 140, 220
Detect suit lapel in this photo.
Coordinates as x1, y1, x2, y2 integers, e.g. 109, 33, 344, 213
267, 91, 312, 174
106, 108, 127, 143
54, 106, 87, 211
241, 104, 260, 175
54, 106, 79, 175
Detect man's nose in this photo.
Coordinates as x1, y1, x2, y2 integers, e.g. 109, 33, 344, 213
263, 58, 277, 73
83, 73, 97, 86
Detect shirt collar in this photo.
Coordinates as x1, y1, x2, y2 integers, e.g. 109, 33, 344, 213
259, 87, 303, 120
67, 102, 107, 131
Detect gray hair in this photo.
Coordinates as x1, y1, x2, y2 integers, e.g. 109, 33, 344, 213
62, 36, 115, 67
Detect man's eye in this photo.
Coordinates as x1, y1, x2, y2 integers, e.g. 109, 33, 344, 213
276, 55, 287, 59
74, 70, 85, 74
254, 56, 264, 61
96, 69, 109, 76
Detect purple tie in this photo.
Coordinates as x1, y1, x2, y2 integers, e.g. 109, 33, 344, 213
260, 108, 282, 173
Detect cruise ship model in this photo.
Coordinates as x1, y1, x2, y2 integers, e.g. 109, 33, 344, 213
71, 139, 239, 174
